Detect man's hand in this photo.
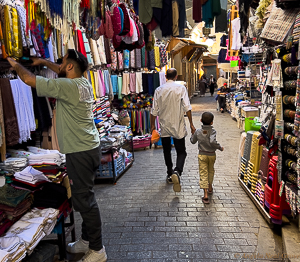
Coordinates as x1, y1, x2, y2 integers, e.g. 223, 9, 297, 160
30, 57, 43, 67
7, 57, 18, 69
190, 124, 196, 135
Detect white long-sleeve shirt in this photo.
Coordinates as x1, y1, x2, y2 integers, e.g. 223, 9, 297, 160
151, 80, 192, 139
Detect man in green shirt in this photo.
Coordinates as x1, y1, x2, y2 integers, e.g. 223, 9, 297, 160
7, 50, 107, 262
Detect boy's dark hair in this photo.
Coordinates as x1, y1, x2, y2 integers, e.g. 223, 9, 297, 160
67, 49, 88, 74
166, 68, 177, 80
201, 112, 214, 125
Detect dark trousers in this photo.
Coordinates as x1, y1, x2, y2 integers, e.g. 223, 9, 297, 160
66, 146, 103, 251
209, 84, 215, 95
161, 137, 187, 176
218, 95, 226, 110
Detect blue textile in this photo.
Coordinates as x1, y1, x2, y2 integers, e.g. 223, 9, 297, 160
111, 75, 118, 95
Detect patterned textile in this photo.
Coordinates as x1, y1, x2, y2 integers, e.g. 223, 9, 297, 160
4, 6, 22, 58
16, 5, 29, 48
130, 50, 136, 68
124, 50, 130, 69
135, 48, 142, 68
260, 5, 299, 43
159, 44, 167, 66
148, 49, 155, 70
141, 46, 146, 67
154, 46, 160, 67
117, 51, 123, 70
294, 67, 300, 137
110, 41, 117, 71
292, 12, 300, 42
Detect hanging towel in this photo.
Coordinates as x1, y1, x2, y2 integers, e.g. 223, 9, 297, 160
96, 36, 107, 64
118, 76, 123, 100
123, 50, 130, 69
148, 49, 155, 70
77, 30, 87, 57
117, 52, 124, 70
135, 48, 142, 68
153, 72, 160, 91
89, 39, 101, 66
94, 72, 100, 98
111, 75, 118, 95
103, 70, 114, 100
142, 73, 149, 94
159, 71, 166, 85
122, 72, 130, 95
82, 31, 93, 66
129, 72, 136, 93
148, 73, 154, 95
141, 46, 146, 68
136, 72, 143, 93
104, 38, 112, 65
130, 50, 136, 68
98, 70, 106, 97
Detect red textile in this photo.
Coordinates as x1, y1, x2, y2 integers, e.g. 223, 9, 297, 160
193, 0, 203, 23
77, 30, 87, 58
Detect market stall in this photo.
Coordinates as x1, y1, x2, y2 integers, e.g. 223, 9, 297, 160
218, 0, 300, 227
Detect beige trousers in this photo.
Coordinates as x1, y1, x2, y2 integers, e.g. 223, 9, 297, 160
198, 154, 216, 189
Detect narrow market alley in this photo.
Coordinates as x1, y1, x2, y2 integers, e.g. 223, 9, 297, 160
72, 96, 282, 262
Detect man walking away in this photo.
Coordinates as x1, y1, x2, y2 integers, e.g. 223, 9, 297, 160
151, 68, 196, 192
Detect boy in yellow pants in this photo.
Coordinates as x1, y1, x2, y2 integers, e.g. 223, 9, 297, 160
190, 112, 224, 204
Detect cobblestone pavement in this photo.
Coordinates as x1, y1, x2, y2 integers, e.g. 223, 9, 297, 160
71, 95, 282, 262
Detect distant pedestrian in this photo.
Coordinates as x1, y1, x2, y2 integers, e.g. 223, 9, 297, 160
198, 76, 207, 97
209, 75, 216, 96
190, 112, 224, 204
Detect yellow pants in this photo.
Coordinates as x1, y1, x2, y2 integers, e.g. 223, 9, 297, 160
198, 154, 216, 189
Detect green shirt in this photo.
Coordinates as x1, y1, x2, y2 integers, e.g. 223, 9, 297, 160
36, 76, 100, 154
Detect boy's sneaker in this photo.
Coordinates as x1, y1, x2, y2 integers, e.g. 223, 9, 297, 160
171, 172, 181, 192
166, 175, 173, 184
66, 238, 89, 254
79, 247, 107, 262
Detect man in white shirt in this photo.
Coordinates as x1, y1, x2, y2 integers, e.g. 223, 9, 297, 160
151, 68, 196, 192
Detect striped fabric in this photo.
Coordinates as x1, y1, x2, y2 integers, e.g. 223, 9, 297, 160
292, 12, 300, 42
261, 5, 299, 43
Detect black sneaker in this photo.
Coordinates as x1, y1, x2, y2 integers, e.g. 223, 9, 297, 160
166, 175, 173, 184
171, 171, 181, 192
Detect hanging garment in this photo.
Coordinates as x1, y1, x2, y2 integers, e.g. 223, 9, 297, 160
141, 46, 146, 67
111, 75, 118, 95
193, 0, 202, 23
122, 72, 130, 95
88, 71, 97, 100
118, 76, 123, 100
0, 85, 5, 160
0, 79, 19, 146
0, 18, 8, 59
98, 70, 106, 97
82, 31, 93, 65
138, 0, 163, 24
172, 0, 179, 36
77, 30, 87, 57
89, 38, 101, 66
136, 72, 143, 93
148, 49, 156, 70
16, 5, 29, 48
93, 72, 100, 98
123, 50, 130, 69
148, 73, 154, 95
202, 0, 214, 28
110, 42, 117, 71
4, 6, 23, 58
129, 72, 136, 93
103, 70, 114, 100
104, 38, 112, 64
117, 51, 124, 70
231, 18, 242, 50
161, 0, 173, 37
215, 1, 227, 33
130, 50, 136, 68
142, 73, 149, 93
154, 46, 161, 67
135, 48, 142, 68
178, 0, 186, 37
97, 36, 107, 64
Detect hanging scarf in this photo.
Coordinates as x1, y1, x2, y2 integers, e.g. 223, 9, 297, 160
0, 17, 8, 59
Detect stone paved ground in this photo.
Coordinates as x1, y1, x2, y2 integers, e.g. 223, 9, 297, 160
70, 95, 283, 262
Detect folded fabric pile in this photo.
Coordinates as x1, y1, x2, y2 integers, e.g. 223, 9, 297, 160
0, 158, 28, 172
18, 208, 59, 237
6, 150, 35, 158
0, 236, 26, 262
27, 147, 65, 166
13, 166, 50, 185
93, 97, 110, 119
4, 208, 58, 255
0, 185, 32, 234
100, 137, 119, 151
